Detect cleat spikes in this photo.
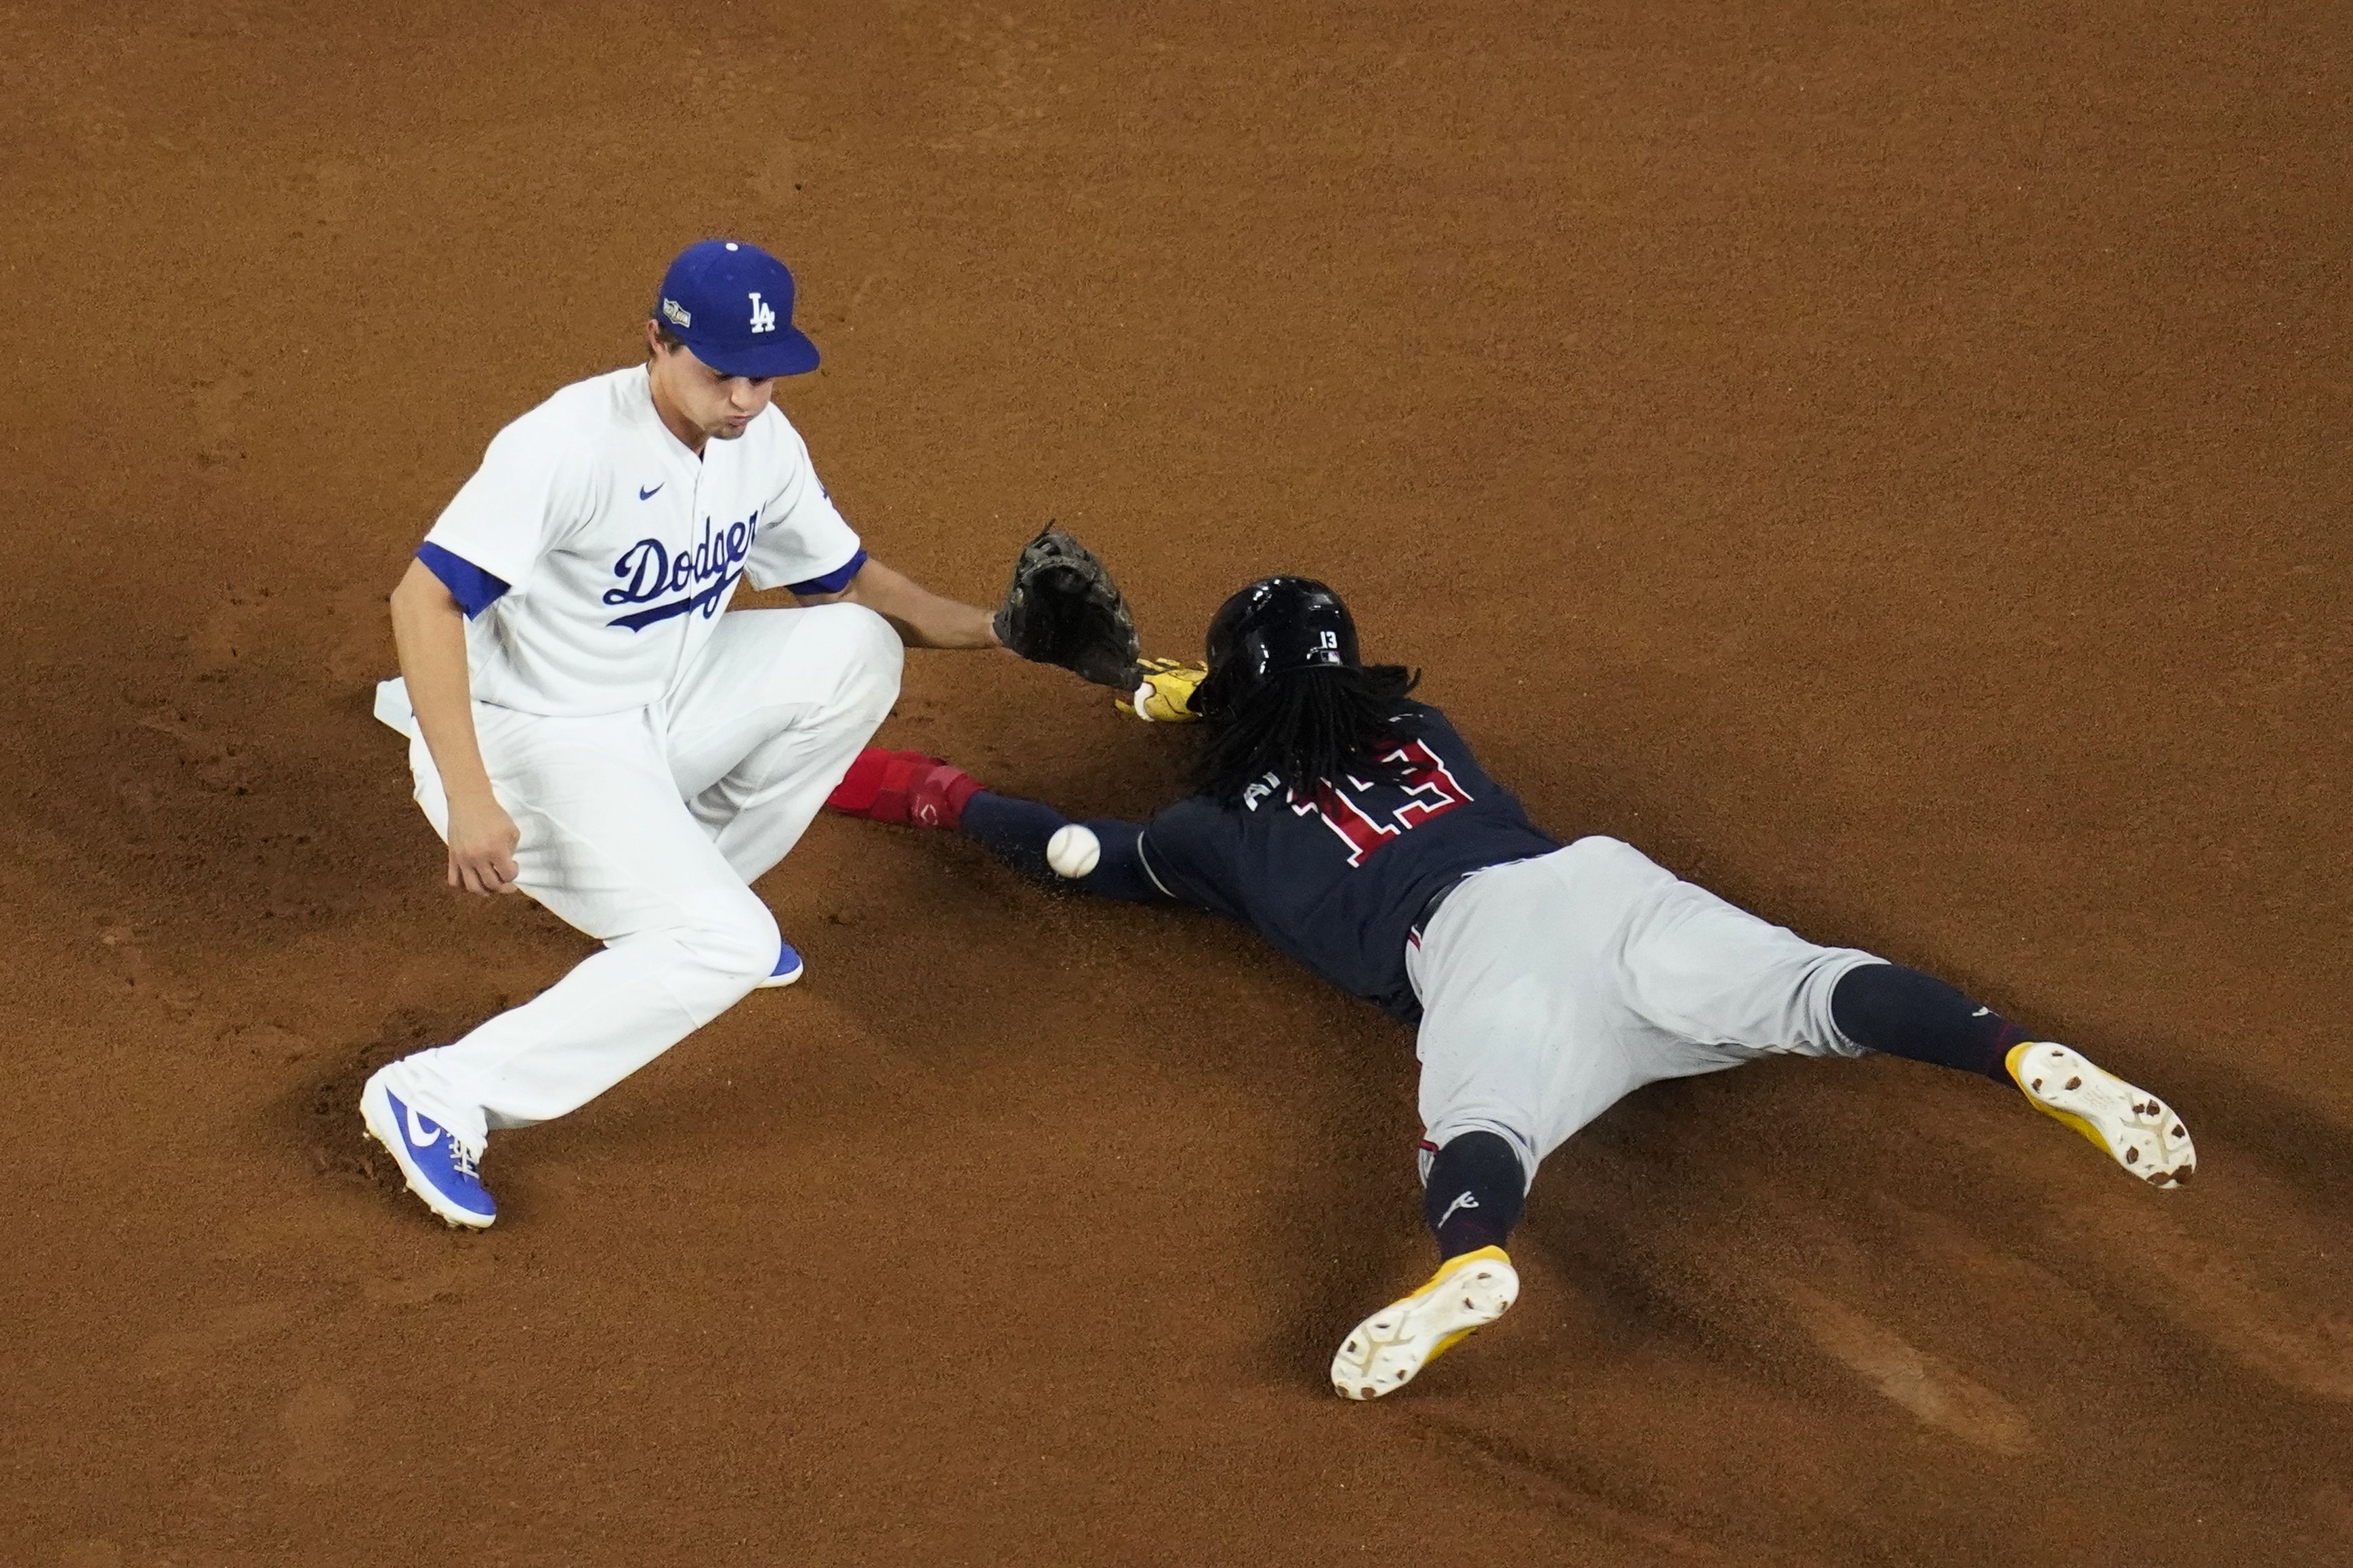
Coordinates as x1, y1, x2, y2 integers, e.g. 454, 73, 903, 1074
2008, 1042, 2196, 1195
1331, 1247, 1519, 1401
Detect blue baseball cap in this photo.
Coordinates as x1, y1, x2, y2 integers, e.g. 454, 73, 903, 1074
652, 238, 821, 378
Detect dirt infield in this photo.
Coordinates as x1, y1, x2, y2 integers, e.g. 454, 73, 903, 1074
4, 2, 2348, 1563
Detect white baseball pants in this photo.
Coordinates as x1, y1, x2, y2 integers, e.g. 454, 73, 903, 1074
1407, 835, 1881, 1186
372, 603, 902, 1151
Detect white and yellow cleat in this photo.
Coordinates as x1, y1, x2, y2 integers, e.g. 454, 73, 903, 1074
2006, 1042, 2195, 1189
1331, 1245, 1520, 1401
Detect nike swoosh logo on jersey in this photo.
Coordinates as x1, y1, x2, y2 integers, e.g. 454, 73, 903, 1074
404, 1106, 443, 1149
638, 483, 664, 500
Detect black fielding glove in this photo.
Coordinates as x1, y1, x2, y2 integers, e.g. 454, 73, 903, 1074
991, 526, 1144, 690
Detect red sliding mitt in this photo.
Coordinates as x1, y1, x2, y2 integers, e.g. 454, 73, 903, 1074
825, 748, 984, 830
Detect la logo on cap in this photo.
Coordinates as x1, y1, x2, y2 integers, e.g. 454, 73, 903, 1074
654, 238, 821, 378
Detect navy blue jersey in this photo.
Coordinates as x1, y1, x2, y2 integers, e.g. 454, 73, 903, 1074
1136, 703, 1560, 1021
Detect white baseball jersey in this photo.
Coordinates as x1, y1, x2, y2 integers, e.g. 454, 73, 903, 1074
419, 364, 864, 717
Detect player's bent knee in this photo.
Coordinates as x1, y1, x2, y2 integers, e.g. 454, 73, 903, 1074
804, 601, 904, 714
820, 600, 904, 668
684, 896, 784, 988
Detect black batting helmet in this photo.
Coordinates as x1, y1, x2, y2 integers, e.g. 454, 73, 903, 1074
1194, 576, 1359, 716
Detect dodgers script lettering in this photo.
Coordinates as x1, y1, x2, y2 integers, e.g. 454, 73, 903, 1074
602, 509, 760, 631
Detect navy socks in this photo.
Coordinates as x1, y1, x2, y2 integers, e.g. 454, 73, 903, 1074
1423, 1130, 1526, 1258
1829, 962, 2026, 1083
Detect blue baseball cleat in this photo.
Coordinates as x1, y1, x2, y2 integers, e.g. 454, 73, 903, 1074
360, 1072, 497, 1229
756, 939, 806, 989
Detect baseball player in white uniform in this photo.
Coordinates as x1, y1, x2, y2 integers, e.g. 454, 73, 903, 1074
362, 238, 1006, 1229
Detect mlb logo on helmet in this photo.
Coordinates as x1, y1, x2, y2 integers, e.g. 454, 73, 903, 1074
654, 239, 820, 378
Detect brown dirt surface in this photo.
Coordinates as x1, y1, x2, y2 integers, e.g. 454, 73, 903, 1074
4, 2, 2348, 1564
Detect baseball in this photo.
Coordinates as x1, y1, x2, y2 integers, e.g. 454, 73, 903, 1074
1047, 822, 1102, 878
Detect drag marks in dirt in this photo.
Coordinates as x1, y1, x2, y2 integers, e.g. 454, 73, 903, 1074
2035, 1174, 2353, 1407
1773, 1281, 2033, 1456
1526, 1086, 2352, 1556
1875, 1074, 2353, 1412
1408, 1412, 1801, 1567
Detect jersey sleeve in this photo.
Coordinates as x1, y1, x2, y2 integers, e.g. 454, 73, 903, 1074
420, 417, 599, 603
743, 417, 866, 593
1135, 801, 1247, 920
955, 792, 1171, 904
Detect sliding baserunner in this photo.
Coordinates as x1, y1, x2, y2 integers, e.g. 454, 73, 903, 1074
826, 576, 2196, 1398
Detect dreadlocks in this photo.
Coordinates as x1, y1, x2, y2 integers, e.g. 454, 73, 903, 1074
1192, 663, 1423, 804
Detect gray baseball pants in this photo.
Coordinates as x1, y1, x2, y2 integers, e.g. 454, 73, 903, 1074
1407, 835, 1881, 1186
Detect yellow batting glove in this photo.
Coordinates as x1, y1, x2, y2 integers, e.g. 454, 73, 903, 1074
1119, 658, 1207, 723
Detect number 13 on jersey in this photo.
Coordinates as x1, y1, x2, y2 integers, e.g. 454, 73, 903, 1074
1297, 740, 1474, 866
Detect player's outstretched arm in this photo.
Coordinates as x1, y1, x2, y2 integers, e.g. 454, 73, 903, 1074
961, 792, 1167, 903
388, 559, 521, 896
825, 748, 1171, 904
796, 557, 1006, 652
